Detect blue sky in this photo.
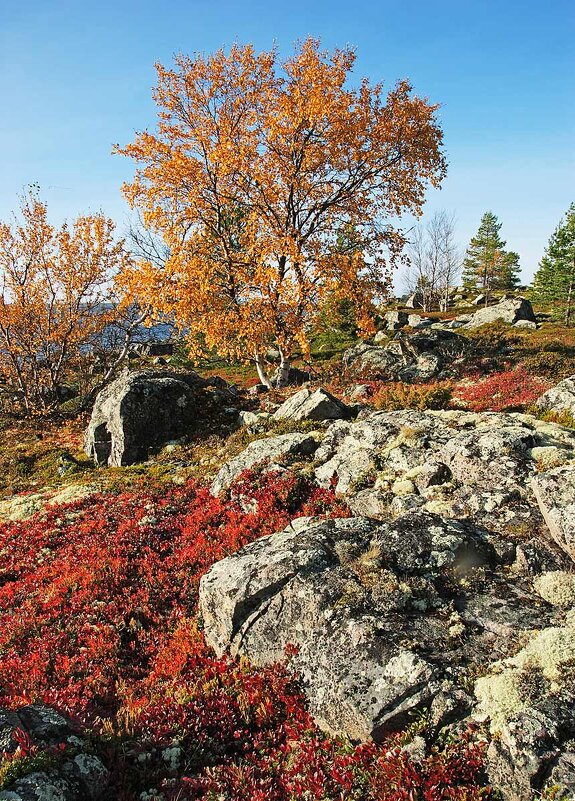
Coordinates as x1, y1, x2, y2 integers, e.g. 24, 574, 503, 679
1, 0, 574, 286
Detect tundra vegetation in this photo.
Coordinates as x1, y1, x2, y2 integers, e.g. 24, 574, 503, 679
0, 39, 574, 801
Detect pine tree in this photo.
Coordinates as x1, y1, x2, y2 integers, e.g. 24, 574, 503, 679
531, 203, 575, 325
462, 211, 520, 292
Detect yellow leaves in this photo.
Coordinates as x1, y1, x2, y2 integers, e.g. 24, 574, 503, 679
0, 192, 132, 411
116, 38, 446, 367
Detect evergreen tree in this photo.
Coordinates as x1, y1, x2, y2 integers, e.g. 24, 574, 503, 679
531, 203, 575, 324
462, 211, 520, 291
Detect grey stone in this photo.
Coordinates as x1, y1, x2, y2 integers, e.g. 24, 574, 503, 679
273, 387, 350, 423
211, 432, 319, 495
18, 705, 71, 742
463, 296, 537, 328
514, 320, 537, 330
199, 511, 551, 743
532, 465, 575, 562
248, 383, 269, 396
548, 751, 575, 797
342, 342, 402, 377
342, 329, 468, 381
308, 408, 575, 533
271, 366, 310, 386
346, 487, 390, 517
238, 410, 272, 429
413, 460, 452, 491
382, 311, 408, 330
484, 694, 575, 801
535, 375, 575, 417
0, 705, 109, 801
0, 709, 25, 753
84, 369, 208, 466
398, 351, 442, 381
405, 291, 424, 309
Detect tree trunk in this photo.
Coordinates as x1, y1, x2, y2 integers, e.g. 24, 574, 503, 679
565, 277, 574, 327
275, 348, 291, 387
254, 353, 273, 388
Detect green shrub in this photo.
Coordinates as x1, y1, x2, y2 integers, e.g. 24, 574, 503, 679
464, 321, 521, 353
372, 381, 453, 412
520, 351, 575, 380
529, 408, 575, 429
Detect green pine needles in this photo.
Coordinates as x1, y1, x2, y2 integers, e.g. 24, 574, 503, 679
462, 211, 520, 291
531, 202, 575, 325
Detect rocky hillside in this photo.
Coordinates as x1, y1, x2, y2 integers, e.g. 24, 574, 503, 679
0, 305, 574, 801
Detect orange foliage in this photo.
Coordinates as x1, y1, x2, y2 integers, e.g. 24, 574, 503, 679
116, 39, 446, 385
0, 192, 132, 413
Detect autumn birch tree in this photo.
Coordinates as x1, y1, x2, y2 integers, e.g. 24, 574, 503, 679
0, 193, 133, 413
117, 38, 446, 386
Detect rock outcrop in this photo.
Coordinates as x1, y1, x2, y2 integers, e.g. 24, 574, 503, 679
203, 402, 575, 799
474, 618, 575, 800
343, 329, 469, 381
535, 375, 575, 417
199, 511, 555, 744
0, 704, 109, 800
311, 409, 575, 533
210, 431, 319, 495
85, 369, 212, 466
273, 387, 351, 423
532, 465, 575, 561
381, 310, 409, 330
463, 296, 536, 328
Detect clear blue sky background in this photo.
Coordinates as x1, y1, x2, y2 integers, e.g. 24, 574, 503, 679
1, 0, 574, 286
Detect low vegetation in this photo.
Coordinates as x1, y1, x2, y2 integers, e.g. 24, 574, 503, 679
0, 470, 491, 800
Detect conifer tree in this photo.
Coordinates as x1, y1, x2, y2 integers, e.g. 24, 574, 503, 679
462, 211, 520, 292
531, 203, 575, 325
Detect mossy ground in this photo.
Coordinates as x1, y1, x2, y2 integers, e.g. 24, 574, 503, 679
1, 314, 575, 501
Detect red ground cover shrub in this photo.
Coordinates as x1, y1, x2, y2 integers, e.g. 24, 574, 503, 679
0, 470, 492, 799
453, 366, 551, 412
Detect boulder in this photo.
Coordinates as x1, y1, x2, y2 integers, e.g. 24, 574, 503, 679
342, 329, 468, 381
248, 383, 269, 396
0, 704, 108, 800
397, 352, 442, 382
407, 313, 429, 328
342, 342, 402, 377
210, 431, 319, 495
535, 375, 575, 417
84, 369, 207, 467
474, 621, 575, 800
449, 314, 474, 329
271, 366, 310, 386
309, 409, 575, 534
382, 310, 408, 330
273, 387, 350, 423
514, 320, 537, 330
463, 297, 536, 328
238, 410, 272, 430
405, 291, 423, 309
531, 465, 575, 562
199, 511, 552, 743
